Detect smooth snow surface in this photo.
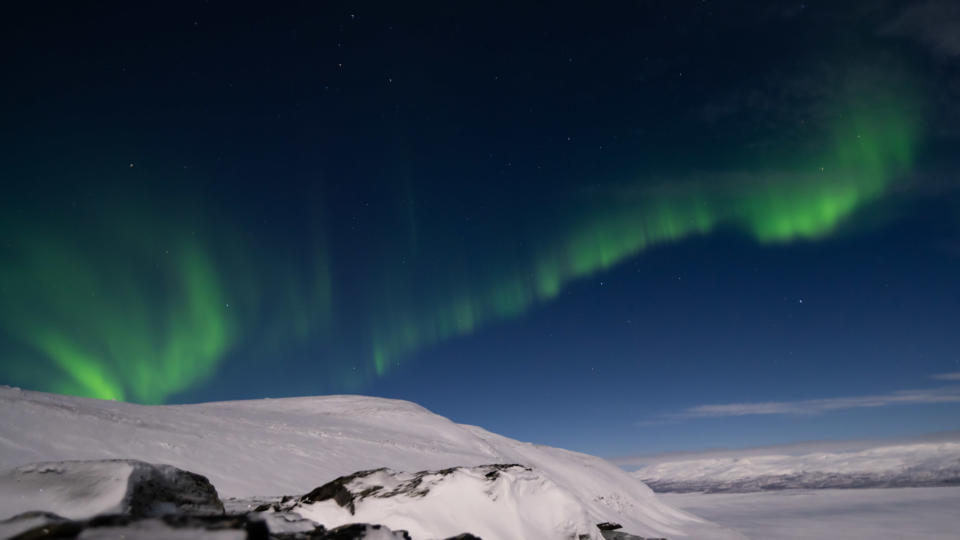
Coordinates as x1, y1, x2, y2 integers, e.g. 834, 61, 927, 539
662, 486, 960, 540
0, 386, 743, 539
0, 461, 135, 520
635, 443, 960, 492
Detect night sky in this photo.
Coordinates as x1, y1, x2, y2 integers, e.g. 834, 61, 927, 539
2, 2, 959, 458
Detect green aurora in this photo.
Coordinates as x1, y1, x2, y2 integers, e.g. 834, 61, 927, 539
0, 188, 333, 403
364, 97, 921, 375
0, 93, 921, 402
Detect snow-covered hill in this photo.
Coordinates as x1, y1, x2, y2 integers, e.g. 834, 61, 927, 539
0, 386, 742, 539
633, 443, 960, 493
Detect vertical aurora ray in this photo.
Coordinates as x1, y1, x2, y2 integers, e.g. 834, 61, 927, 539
0, 184, 334, 403
0, 227, 236, 403
362, 94, 922, 375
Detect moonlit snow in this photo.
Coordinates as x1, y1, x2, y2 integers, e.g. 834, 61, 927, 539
662, 487, 960, 540
0, 386, 742, 539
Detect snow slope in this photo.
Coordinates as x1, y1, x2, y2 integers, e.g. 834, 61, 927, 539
0, 386, 742, 539
633, 443, 960, 493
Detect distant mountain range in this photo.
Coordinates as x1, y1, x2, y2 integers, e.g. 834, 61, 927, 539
633, 443, 960, 493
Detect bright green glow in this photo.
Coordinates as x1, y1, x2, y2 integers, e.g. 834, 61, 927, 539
365, 96, 921, 375
739, 104, 917, 242
0, 195, 334, 403
0, 231, 236, 403
35, 332, 126, 401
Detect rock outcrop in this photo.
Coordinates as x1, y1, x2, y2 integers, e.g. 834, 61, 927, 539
0, 460, 473, 539
1, 459, 670, 539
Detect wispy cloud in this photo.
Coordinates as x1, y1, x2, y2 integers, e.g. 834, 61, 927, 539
610, 430, 960, 467
932, 372, 960, 381
666, 386, 960, 420
881, 0, 960, 57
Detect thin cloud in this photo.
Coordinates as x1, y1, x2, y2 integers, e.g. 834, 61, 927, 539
667, 386, 960, 420
610, 430, 960, 467
932, 372, 960, 381
882, 1, 960, 57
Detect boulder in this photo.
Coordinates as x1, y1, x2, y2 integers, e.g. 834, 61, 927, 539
0, 460, 224, 521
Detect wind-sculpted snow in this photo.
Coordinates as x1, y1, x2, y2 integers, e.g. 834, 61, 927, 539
261, 464, 600, 539
0, 386, 743, 539
634, 443, 960, 493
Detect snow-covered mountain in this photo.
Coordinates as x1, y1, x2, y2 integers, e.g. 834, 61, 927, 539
633, 443, 960, 493
0, 386, 742, 539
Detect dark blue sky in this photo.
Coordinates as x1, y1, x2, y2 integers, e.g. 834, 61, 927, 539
1, 1, 959, 458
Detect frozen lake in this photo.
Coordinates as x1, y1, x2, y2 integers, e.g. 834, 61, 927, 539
662, 486, 960, 540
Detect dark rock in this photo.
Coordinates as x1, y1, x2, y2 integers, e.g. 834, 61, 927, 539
125, 461, 226, 517
323, 523, 411, 539
161, 514, 272, 538
300, 468, 388, 514
295, 463, 533, 518
597, 521, 623, 530
600, 531, 664, 540
8, 507, 482, 539
11, 513, 272, 539
482, 463, 527, 481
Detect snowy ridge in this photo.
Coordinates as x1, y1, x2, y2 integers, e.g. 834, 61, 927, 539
271, 464, 599, 539
634, 443, 960, 493
0, 386, 742, 539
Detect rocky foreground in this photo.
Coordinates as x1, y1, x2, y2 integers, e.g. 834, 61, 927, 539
0, 460, 665, 540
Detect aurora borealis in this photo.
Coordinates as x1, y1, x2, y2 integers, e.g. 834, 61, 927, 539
0, 181, 335, 403
0, 87, 922, 403
364, 95, 923, 375
2, 2, 959, 454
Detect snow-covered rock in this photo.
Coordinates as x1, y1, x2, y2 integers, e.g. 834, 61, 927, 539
269, 464, 599, 539
0, 510, 69, 539
0, 459, 223, 521
1, 512, 417, 540
0, 386, 744, 539
634, 443, 960, 493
